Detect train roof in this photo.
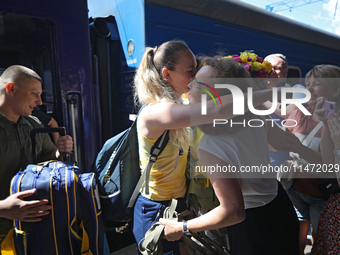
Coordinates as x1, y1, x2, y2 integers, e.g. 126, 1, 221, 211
147, 0, 340, 52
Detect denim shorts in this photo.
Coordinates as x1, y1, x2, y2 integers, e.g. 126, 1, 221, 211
286, 185, 327, 232
133, 194, 186, 255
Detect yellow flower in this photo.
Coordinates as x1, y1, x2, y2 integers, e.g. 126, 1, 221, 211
262, 61, 273, 73
248, 53, 258, 62
240, 56, 248, 62
252, 62, 262, 72
224, 56, 232, 59
240, 52, 249, 58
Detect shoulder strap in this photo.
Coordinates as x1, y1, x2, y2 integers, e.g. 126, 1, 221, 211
120, 104, 170, 208
127, 130, 170, 208
24, 115, 44, 129
302, 121, 323, 147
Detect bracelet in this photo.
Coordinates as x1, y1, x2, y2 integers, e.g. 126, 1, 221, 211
182, 220, 190, 234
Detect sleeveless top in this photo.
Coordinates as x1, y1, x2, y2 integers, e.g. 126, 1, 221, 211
197, 119, 278, 209
137, 131, 188, 201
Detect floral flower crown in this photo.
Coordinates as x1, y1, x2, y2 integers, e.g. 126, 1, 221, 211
224, 52, 273, 78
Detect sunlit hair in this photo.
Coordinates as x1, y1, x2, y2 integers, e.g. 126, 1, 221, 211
195, 55, 212, 71
133, 41, 191, 149
0, 65, 42, 94
198, 56, 257, 135
305, 64, 340, 103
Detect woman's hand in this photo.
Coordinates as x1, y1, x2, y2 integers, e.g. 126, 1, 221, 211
314, 97, 328, 123
159, 218, 184, 241
328, 113, 340, 149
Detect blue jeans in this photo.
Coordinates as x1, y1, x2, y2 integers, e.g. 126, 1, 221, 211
287, 185, 327, 232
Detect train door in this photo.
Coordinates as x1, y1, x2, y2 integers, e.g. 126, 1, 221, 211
90, 17, 138, 142
1, 0, 100, 172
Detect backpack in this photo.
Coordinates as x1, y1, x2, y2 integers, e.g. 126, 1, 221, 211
11, 161, 109, 255
186, 126, 219, 214
93, 111, 170, 222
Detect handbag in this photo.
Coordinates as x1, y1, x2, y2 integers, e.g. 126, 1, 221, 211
277, 121, 323, 190
318, 178, 340, 195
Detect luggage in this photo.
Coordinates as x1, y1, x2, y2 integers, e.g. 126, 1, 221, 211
78, 171, 109, 255
10, 127, 109, 255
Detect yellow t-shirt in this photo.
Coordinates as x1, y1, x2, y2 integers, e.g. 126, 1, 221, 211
138, 131, 188, 201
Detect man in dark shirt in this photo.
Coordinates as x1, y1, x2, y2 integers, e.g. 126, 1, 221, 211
0, 65, 73, 244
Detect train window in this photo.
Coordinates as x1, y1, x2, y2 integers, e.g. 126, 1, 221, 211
287, 66, 302, 86
0, 12, 57, 117
287, 66, 301, 78
36, 49, 54, 115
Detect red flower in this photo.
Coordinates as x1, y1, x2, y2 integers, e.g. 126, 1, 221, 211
257, 57, 264, 63
231, 55, 242, 63
242, 62, 252, 73
255, 69, 267, 78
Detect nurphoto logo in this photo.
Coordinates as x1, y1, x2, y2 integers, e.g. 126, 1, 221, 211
197, 78, 311, 128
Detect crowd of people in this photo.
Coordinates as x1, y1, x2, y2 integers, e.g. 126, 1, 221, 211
132, 41, 340, 255
0, 40, 339, 255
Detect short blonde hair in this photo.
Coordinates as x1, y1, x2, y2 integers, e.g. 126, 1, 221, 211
0, 65, 42, 94
305, 64, 340, 103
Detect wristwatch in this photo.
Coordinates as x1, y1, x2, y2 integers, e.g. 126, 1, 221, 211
182, 220, 190, 235
334, 149, 340, 155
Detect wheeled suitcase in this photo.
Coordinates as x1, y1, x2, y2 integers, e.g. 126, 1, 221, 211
10, 127, 109, 255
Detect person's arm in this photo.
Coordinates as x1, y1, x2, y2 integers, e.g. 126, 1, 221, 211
315, 97, 335, 165
139, 89, 275, 139
327, 113, 340, 185
272, 129, 323, 164
265, 115, 322, 164
50, 135, 73, 160
0, 189, 51, 222
48, 117, 60, 145
44, 135, 73, 161
268, 107, 323, 164
266, 116, 300, 151
263, 101, 298, 119
159, 151, 245, 241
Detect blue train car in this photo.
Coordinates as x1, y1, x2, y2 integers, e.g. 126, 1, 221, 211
2, 0, 340, 171
89, 0, 340, 141
1, 0, 340, 252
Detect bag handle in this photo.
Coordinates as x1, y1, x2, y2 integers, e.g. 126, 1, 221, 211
138, 199, 229, 255
138, 199, 178, 255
